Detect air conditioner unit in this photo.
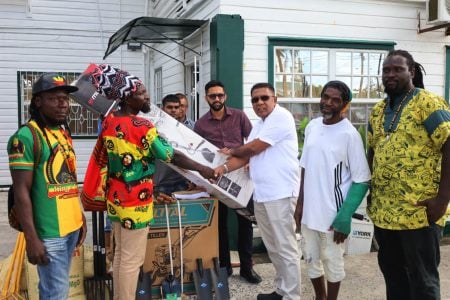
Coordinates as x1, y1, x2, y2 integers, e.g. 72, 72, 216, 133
426, 0, 450, 24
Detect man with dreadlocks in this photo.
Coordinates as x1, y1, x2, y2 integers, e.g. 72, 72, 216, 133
7, 73, 87, 299
368, 49, 450, 299
295, 80, 371, 300
82, 64, 215, 299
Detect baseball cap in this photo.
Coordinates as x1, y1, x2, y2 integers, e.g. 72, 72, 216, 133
32, 73, 78, 96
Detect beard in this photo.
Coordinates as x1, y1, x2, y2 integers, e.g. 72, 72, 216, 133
319, 103, 339, 121
208, 101, 224, 112
322, 112, 334, 121
141, 102, 151, 114
383, 80, 410, 97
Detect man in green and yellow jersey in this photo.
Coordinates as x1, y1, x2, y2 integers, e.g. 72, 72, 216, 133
8, 73, 87, 300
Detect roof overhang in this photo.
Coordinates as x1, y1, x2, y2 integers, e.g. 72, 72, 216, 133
103, 16, 208, 59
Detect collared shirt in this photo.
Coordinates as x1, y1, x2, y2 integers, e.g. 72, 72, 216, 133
194, 107, 252, 148
182, 117, 196, 130
368, 88, 450, 230
88, 113, 174, 229
248, 105, 300, 202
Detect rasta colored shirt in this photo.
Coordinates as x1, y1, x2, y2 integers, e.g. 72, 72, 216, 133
368, 88, 450, 230
93, 113, 174, 229
7, 120, 83, 238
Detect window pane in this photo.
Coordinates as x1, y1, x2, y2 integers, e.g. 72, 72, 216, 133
311, 51, 328, 74
311, 76, 328, 97
275, 74, 292, 97
310, 103, 321, 119
352, 76, 369, 98
294, 50, 310, 73
369, 76, 384, 98
353, 52, 368, 76
294, 75, 310, 97
278, 102, 308, 125
336, 52, 352, 75
275, 48, 292, 73
348, 103, 368, 125
369, 53, 385, 75
154, 68, 162, 106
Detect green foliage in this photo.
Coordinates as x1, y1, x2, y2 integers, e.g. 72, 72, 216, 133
297, 116, 310, 157
357, 124, 367, 152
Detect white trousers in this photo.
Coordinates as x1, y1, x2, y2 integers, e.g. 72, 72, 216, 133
254, 197, 301, 300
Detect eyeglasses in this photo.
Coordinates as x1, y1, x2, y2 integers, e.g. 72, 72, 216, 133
251, 95, 274, 104
206, 93, 225, 100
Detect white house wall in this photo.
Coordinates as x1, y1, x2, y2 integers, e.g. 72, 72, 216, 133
219, 0, 450, 119
148, 0, 219, 114
0, 0, 147, 186
149, 0, 449, 121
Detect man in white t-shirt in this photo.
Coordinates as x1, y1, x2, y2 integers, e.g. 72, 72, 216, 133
295, 80, 371, 300
214, 82, 301, 300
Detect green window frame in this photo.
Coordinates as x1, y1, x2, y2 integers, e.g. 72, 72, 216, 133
268, 37, 395, 150
445, 46, 450, 102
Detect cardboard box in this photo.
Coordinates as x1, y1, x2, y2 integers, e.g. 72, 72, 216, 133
345, 219, 374, 255
69, 68, 254, 209
142, 104, 254, 209
70, 64, 118, 117
143, 198, 218, 297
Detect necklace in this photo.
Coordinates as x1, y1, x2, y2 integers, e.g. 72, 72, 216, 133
384, 88, 414, 141
47, 128, 76, 173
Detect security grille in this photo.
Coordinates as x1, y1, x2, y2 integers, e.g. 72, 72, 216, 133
18, 71, 101, 137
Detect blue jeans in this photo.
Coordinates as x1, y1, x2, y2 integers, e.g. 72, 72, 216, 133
38, 229, 80, 300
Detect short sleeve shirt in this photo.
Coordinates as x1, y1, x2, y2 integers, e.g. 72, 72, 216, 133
194, 107, 252, 148
368, 89, 450, 229
248, 105, 300, 202
8, 120, 83, 238
300, 117, 371, 232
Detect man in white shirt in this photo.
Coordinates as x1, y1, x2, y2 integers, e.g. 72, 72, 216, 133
295, 80, 371, 300
214, 82, 301, 300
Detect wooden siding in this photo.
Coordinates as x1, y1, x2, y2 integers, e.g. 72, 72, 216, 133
0, 0, 147, 185
149, 0, 450, 119
219, 0, 450, 116
148, 0, 218, 116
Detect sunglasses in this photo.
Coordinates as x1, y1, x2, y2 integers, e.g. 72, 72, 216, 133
251, 95, 274, 104
206, 93, 225, 100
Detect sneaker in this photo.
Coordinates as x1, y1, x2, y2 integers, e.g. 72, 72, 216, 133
256, 291, 283, 299
240, 268, 262, 284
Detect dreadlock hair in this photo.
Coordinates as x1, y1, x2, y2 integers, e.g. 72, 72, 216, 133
386, 49, 426, 89
29, 95, 72, 153
321, 80, 352, 102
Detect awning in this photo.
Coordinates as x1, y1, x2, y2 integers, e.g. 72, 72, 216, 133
103, 16, 208, 59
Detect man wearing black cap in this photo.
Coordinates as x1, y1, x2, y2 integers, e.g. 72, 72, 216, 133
7, 73, 87, 299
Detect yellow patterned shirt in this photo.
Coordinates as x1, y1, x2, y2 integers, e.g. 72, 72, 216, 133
367, 88, 450, 230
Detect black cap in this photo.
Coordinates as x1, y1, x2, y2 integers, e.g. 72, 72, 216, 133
32, 73, 78, 96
